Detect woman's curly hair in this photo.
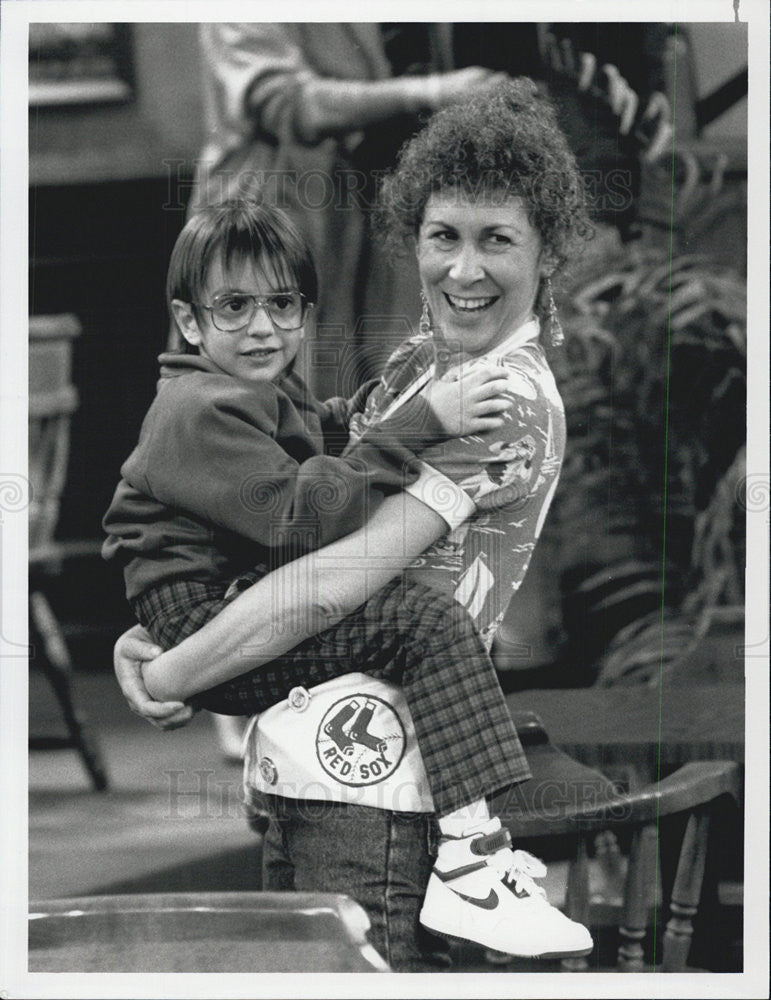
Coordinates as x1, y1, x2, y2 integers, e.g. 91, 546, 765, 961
377, 77, 592, 273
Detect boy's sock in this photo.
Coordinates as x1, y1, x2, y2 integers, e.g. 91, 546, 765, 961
438, 798, 490, 837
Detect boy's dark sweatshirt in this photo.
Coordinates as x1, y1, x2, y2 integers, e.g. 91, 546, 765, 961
102, 352, 447, 602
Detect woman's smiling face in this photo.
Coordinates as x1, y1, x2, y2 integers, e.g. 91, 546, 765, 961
416, 191, 547, 356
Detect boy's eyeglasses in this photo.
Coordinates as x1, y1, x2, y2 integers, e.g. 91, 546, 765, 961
194, 292, 309, 332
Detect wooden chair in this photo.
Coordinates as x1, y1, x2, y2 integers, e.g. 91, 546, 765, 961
492, 711, 742, 971
29, 314, 108, 791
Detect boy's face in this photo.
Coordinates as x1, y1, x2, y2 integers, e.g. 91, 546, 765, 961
173, 253, 307, 384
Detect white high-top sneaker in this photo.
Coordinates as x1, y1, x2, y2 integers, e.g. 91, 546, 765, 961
419, 817, 593, 959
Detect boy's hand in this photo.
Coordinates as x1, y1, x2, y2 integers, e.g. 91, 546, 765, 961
421, 364, 513, 437
114, 624, 194, 730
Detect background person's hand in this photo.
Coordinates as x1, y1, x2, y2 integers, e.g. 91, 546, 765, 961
425, 67, 510, 111
421, 362, 513, 437
113, 624, 195, 730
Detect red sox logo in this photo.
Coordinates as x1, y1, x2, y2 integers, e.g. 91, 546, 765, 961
316, 694, 406, 786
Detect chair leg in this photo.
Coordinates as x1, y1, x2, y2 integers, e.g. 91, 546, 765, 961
617, 822, 659, 971
660, 807, 711, 972
561, 835, 591, 971
30, 590, 109, 791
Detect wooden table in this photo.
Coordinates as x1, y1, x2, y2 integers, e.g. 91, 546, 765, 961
508, 684, 745, 780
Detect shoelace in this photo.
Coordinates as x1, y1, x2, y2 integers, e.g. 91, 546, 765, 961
489, 848, 548, 899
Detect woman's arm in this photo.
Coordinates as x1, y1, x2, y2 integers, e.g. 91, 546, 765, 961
142, 492, 449, 702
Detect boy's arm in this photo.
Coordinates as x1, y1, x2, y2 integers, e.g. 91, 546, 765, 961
316, 379, 380, 456
416, 360, 561, 510
318, 379, 481, 459
113, 625, 195, 730
141, 490, 454, 702
125, 380, 443, 556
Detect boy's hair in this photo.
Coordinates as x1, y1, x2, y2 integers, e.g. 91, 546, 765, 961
167, 199, 318, 348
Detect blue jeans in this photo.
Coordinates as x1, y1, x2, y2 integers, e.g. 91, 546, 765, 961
260, 794, 452, 971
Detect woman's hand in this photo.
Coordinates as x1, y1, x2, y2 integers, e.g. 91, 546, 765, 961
421, 363, 513, 437
113, 625, 195, 730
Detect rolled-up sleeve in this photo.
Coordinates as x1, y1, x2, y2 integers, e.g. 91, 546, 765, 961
405, 463, 477, 530
200, 23, 312, 144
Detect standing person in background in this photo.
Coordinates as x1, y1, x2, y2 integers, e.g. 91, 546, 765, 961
188, 23, 507, 397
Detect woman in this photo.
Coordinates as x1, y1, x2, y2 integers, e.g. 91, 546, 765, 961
117, 78, 591, 970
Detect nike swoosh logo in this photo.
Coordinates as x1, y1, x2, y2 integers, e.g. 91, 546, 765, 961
449, 887, 499, 910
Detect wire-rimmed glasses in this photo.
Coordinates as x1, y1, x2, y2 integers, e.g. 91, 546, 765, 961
193, 291, 309, 332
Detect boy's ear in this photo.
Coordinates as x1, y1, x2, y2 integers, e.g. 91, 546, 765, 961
300, 302, 316, 339
171, 300, 202, 348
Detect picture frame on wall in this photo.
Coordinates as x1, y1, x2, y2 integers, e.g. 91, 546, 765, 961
29, 22, 133, 107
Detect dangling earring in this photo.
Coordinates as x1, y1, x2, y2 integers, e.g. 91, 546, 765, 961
419, 290, 432, 337
546, 277, 564, 347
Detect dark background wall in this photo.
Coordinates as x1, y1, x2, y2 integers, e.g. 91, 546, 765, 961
29, 25, 206, 656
